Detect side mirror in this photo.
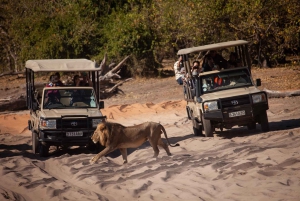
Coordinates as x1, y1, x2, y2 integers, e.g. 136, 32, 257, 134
32, 102, 39, 111
196, 97, 203, 103
256, 78, 261, 86
99, 100, 104, 109
28, 120, 32, 130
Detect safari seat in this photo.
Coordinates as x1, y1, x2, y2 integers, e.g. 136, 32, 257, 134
60, 97, 72, 106
72, 102, 88, 107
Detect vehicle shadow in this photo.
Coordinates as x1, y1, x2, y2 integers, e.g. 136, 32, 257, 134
216, 118, 300, 139
1, 119, 298, 160
0, 137, 100, 160
0, 143, 32, 159
0, 132, 195, 160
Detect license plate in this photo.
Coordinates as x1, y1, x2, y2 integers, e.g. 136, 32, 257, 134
66, 131, 83, 137
229, 110, 245, 117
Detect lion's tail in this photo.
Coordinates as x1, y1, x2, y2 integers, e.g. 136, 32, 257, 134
160, 125, 180, 147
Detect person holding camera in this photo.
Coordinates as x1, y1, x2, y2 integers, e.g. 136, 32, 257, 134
44, 74, 61, 106
75, 72, 93, 87
70, 72, 92, 106
174, 56, 185, 85
191, 60, 200, 76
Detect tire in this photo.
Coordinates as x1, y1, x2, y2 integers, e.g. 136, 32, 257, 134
39, 143, 49, 157
191, 115, 203, 136
247, 122, 256, 130
259, 111, 270, 132
32, 131, 39, 154
186, 107, 192, 120
202, 115, 213, 137
193, 126, 202, 136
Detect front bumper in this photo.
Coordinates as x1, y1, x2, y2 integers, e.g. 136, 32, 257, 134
203, 102, 268, 125
39, 129, 94, 146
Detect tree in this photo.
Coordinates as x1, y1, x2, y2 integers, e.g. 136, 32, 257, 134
223, 0, 300, 66
0, 0, 299, 74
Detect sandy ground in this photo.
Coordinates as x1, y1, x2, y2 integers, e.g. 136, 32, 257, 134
1, 67, 300, 201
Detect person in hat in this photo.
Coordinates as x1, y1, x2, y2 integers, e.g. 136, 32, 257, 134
209, 50, 227, 69
70, 72, 93, 106
174, 56, 186, 85
54, 72, 64, 86
227, 52, 242, 68
44, 74, 61, 106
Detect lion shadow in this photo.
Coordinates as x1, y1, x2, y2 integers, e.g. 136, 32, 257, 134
103, 134, 194, 159
2, 118, 298, 159
9, 133, 187, 159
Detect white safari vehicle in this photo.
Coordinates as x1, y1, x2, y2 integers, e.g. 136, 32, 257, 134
25, 59, 106, 156
178, 40, 270, 137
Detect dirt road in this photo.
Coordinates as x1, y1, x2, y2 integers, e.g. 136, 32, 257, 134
1, 67, 300, 200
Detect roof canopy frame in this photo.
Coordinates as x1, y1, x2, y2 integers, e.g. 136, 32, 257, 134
25, 59, 100, 72
177, 40, 249, 55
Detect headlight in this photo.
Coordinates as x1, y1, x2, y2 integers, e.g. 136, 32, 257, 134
92, 119, 103, 128
204, 101, 218, 112
252, 93, 266, 103
40, 119, 56, 129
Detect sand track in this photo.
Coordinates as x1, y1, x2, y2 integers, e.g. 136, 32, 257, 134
1, 97, 300, 200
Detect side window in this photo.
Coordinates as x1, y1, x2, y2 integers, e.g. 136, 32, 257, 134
202, 77, 213, 92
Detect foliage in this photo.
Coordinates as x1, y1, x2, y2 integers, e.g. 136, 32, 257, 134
224, 0, 300, 65
0, 0, 299, 74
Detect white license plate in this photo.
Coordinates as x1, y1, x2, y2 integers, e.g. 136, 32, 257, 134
229, 110, 245, 117
66, 131, 83, 137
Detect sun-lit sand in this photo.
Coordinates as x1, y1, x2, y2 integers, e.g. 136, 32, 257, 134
1, 98, 300, 201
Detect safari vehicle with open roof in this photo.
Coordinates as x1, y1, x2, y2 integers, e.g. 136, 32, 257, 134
26, 59, 106, 156
178, 40, 270, 137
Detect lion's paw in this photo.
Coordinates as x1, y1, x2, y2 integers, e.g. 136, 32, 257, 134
89, 159, 96, 165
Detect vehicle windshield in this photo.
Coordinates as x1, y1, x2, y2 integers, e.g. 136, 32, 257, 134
43, 88, 97, 109
201, 68, 252, 93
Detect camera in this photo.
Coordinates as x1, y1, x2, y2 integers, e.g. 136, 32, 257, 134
179, 62, 184, 68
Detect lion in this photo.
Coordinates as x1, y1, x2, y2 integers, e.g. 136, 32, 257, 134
90, 121, 179, 164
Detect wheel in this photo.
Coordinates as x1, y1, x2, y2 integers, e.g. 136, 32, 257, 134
32, 131, 39, 154
202, 115, 213, 137
191, 115, 203, 136
186, 107, 192, 120
193, 126, 202, 136
39, 143, 49, 157
259, 111, 270, 132
247, 122, 256, 130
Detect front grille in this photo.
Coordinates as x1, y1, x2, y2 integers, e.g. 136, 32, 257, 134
221, 95, 250, 108
57, 118, 91, 129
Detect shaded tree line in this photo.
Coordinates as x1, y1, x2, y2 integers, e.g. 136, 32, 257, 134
0, 0, 299, 75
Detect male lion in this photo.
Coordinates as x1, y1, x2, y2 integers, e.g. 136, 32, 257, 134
90, 121, 179, 164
